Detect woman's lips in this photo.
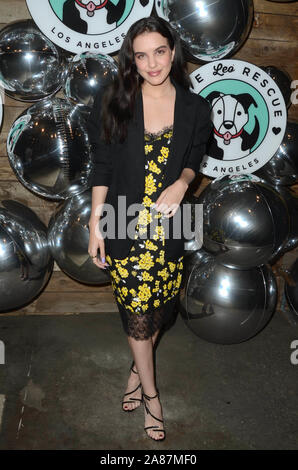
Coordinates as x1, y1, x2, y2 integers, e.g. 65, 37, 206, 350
148, 70, 161, 76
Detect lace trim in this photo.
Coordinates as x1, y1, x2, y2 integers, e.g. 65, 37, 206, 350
126, 305, 165, 340
117, 296, 177, 340
144, 124, 174, 139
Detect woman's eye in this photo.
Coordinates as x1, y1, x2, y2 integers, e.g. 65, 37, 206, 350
157, 49, 165, 54
136, 54, 144, 59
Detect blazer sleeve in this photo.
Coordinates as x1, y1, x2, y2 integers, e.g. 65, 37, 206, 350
184, 95, 213, 174
86, 90, 113, 187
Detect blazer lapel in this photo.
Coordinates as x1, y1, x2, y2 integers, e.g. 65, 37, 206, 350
163, 79, 194, 188
132, 89, 145, 194
131, 78, 195, 195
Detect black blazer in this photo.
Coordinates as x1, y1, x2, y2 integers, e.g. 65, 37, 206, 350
87, 77, 213, 261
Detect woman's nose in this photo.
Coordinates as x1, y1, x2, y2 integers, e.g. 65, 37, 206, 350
148, 54, 157, 68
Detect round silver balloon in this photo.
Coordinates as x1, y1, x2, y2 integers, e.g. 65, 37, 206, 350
273, 186, 298, 254
48, 189, 110, 285
198, 174, 290, 269
155, 0, 254, 62
0, 19, 67, 101
184, 238, 201, 256
261, 66, 292, 109
7, 97, 92, 200
285, 258, 298, 318
182, 194, 203, 256
255, 121, 298, 186
63, 52, 118, 112
181, 247, 213, 290
179, 255, 277, 344
0, 200, 53, 312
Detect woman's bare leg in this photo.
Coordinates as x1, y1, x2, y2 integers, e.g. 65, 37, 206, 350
131, 327, 160, 375
126, 330, 164, 440
123, 328, 160, 411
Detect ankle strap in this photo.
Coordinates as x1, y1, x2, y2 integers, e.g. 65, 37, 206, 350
130, 360, 138, 374
142, 389, 159, 400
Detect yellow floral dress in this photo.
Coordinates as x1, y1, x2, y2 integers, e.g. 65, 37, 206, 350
106, 125, 184, 340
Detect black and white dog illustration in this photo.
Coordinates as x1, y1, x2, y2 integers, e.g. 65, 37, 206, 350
205, 91, 260, 161
62, 0, 149, 34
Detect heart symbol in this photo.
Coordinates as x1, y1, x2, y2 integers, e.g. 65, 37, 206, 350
272, 127, 281, 135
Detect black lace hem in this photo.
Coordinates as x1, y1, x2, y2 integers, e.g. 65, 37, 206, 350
117, 295, 178, 340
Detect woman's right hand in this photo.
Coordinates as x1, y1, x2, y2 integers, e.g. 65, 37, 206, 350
88, 219, 110, 270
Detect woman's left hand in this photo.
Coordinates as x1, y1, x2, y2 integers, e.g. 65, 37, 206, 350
152, 179, 188, 218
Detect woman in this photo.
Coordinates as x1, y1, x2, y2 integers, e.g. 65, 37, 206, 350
87, 16, 212, 441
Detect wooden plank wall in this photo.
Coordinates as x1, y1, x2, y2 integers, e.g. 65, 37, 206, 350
0, 0, 297, 316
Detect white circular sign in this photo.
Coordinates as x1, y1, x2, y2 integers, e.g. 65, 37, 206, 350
26, 0, 154, 54
154, 0, 166, 19
189, 59, 287, 178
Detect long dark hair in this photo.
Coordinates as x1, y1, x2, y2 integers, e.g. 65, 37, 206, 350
101, 16, 191, 144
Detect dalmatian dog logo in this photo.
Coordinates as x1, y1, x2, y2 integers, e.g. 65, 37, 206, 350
26, 0, 154, 54
205, 91, 260, 161
62, 0, 122, 34
189, 60, 287, 178
62, 0, 149, 34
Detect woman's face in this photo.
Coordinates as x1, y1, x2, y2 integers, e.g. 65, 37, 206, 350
132, 31, 175, 86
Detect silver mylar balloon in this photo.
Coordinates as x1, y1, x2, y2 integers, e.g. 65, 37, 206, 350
7, 98, 92, 200
0, 19, 67, 101
261, 66, 292, 109
0, 200, 53, 312
47, 189, 110, 285
182, 194, 203, 256
255, 121, 298, 186
273, 186, 298, 254
155, 0, 254, 62
285, 259, 298, 319
198, 174, 289, 269
64, 52, 118, 112
181, 247, 213, 290
184, 237, 201, 256
179, 255, 277, 344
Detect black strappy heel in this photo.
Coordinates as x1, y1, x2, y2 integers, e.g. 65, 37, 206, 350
142, 388, 166, 441
122, 361, 143, 412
